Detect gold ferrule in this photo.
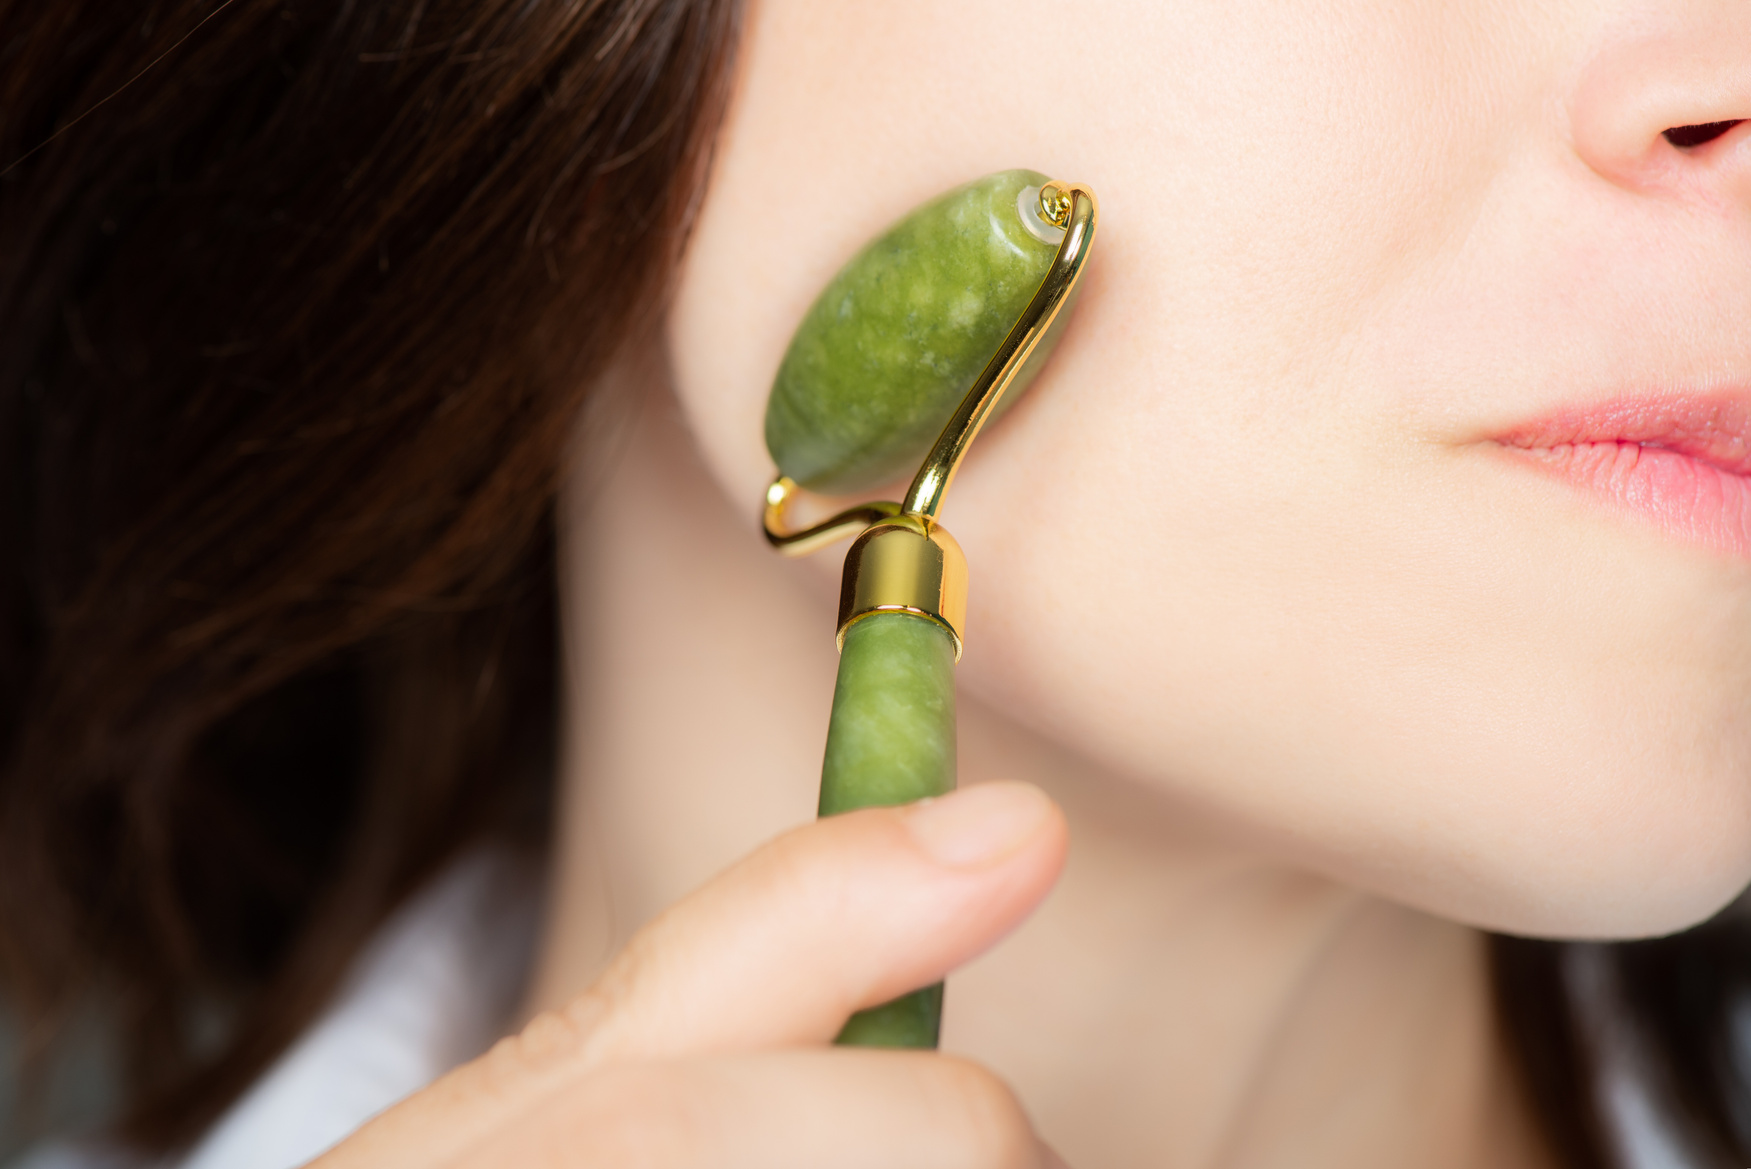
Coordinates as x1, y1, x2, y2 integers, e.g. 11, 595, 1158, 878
836, 514, 968, 660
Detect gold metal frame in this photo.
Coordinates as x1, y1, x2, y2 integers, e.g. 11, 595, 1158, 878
761, 181, 1099, 654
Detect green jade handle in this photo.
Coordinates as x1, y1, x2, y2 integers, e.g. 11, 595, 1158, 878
819, 611, 958, 1047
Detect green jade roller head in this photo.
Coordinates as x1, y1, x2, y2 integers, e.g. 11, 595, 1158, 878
760, 170, 1098, 1049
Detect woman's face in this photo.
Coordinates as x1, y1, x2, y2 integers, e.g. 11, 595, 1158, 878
667, 0, 1751, 938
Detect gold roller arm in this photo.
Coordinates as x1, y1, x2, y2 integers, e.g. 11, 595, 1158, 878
762, 477, 901, 558
902, 182, 1097, 520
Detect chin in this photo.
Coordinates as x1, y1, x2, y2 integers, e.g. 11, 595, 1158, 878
1491, 753, 1751, 941
1273, 462, 1751, 941
1319, 702, 1751, 943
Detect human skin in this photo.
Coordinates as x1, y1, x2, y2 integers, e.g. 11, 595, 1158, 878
312, 2, 1751, 1167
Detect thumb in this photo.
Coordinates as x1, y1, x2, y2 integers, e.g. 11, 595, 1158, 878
575, 779, 1068, 1064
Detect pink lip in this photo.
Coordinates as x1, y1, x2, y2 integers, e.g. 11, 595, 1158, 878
1496, 395, 1751, 558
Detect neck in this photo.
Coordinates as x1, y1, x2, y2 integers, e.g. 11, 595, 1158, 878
528, 373, 1552, 1169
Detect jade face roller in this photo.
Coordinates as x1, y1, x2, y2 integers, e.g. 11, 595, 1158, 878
761, 169, 1098, 1047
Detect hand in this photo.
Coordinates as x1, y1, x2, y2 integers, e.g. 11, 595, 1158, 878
307, 780, 1071, 1168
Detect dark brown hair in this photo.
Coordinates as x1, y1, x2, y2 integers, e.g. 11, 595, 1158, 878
1, 2, 1746, 1165
0, 0, 737, 1150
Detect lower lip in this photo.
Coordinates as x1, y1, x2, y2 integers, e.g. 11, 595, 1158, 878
1502, 439, 1751, 558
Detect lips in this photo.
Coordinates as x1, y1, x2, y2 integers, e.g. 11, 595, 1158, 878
1497, 396, 1751, 558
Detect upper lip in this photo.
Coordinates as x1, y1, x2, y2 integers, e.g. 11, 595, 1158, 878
1497, 393, 1751, 477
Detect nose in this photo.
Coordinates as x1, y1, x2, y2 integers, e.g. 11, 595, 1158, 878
1570, 8, 1751, 205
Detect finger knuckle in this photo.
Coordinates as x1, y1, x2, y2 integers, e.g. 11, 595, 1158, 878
469, 994, 608, 1103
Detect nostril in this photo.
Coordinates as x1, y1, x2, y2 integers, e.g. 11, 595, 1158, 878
1663, 119, 1744, 149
